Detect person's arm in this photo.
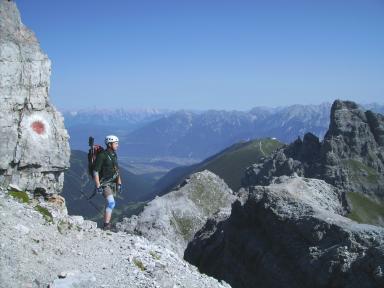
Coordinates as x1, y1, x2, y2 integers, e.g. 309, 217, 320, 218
115, 155, 121, 185
94, 172, 101, 188
116, 175, 122, 194
93, 153, 104, 188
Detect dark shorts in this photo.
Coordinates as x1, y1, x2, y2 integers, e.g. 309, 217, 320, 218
102, 184, 116, 198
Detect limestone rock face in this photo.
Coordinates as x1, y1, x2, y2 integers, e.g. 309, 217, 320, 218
0, 1, 70, 194
117, 170, 236, 256
185, 176, 384, 288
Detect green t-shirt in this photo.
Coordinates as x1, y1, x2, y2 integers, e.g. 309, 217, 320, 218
94, 150, 119, 183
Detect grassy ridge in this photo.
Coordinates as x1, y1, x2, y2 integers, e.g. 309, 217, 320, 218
342, 159, 384, 226
345, 159, 380, 184
154, 138, 283, 196
203, 138, 282, 191
347, 192, 384, 226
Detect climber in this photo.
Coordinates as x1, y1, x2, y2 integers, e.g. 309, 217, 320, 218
93, 135, 122, 230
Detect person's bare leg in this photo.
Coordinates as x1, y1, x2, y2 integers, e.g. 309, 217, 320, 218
104, 211, 112, 224
103, 194, 115, 229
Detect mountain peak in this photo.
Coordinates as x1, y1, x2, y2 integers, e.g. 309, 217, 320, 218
243, 99, 384, 225
0, 1, 21, 34
0, 0, 39, 45
325, 100, 382, 155
331, 99, 360, 111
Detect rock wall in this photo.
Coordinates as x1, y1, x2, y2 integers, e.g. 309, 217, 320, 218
0, 1, 70, 194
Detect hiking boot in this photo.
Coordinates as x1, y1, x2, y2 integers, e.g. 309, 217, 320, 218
103, 222, 112, 231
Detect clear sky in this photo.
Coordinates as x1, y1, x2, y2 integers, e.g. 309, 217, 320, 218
16, 0, 384, 111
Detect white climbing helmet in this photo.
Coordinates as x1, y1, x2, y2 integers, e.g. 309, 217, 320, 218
105, 135, 119, 145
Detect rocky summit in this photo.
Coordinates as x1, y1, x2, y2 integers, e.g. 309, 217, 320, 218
0, 1, 70, 195
185, 176, 384, 288
243, 100, 384, 224
117, 170, 236, 257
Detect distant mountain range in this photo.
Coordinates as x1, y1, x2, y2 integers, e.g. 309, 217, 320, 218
63, 103, 384, 162
63, 108, 170, 127
62, 108, 171, 152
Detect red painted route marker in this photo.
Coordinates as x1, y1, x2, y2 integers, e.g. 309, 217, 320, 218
31, 121, 45, 135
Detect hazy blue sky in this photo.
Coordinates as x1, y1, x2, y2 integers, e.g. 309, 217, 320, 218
17, 0, 384, 110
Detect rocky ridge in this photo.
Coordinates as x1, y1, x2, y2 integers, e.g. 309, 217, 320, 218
117, 170, 236, 256
185, 176, 384, 288
0, 0, 70, 195
243, 100, 384, 203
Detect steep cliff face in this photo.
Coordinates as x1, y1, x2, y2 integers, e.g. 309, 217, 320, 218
0, 1, 70, 194
322, 101, 384, 195
185, 176, 384, 288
